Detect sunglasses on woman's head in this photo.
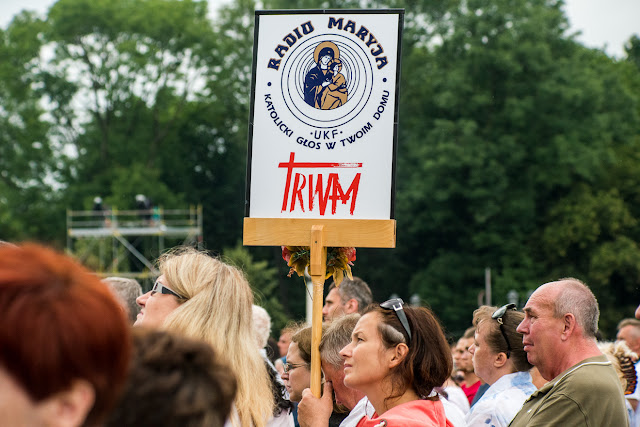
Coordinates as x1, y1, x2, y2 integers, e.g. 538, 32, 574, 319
492, 303, 517, 358
380, 298, 412, 342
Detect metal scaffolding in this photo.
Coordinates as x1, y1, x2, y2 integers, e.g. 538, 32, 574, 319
66, 205, 203, 280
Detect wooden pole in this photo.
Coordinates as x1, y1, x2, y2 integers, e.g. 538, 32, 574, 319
242, 217, 395, 395
309, 225, 326, 397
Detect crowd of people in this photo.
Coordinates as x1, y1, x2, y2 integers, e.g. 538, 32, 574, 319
0, 241, 639, 426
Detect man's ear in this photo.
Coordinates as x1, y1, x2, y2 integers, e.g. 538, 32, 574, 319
388, 343, 409, 368
561, 313, 577, 341
344, 298, 358, 314
37, 379, 95, 427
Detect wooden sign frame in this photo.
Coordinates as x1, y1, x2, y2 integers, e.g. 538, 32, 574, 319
244, 217, 395, 396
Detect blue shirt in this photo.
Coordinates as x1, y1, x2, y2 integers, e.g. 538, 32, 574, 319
466, 371, 537, 427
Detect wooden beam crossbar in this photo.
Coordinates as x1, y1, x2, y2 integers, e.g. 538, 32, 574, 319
243, 218, 396, 248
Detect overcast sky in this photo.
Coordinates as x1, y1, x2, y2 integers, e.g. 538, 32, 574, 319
0, 0, 638, 58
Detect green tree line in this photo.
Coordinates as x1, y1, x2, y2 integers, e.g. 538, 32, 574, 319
1, 0, 639, 337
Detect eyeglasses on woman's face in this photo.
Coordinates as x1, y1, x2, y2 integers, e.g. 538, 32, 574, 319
283, 362, 309, 374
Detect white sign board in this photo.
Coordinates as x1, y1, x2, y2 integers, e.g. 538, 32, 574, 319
246, 10, 403, 220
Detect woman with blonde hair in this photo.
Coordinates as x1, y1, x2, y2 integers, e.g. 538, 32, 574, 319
598, 340, 638, 426
135, 246, 274, 427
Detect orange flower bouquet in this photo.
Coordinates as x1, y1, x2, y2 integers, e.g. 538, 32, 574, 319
281, 246, 356, 286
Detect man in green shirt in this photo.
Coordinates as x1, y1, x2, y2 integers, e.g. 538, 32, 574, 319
509, 278, 628, 427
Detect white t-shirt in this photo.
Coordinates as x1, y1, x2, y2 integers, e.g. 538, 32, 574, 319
441, 397, 468, 427
339, 396, 370, 427
443, 385, 471, 414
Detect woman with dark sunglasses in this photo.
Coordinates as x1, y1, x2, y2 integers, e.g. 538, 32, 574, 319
465, 305, 536, 427
134, 275, 186, 327
134, 246, 275, 427
339, 299, 454, 426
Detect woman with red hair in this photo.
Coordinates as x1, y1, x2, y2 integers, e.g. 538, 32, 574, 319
0, 243, 131, 426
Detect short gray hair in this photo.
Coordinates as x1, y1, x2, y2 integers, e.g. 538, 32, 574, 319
103, 277, 143, 324
252, 305, 271, 349
320, 313, 360, 369
618, 318, 640, 331
554, 278, 599, 338
330, 277, 373, 314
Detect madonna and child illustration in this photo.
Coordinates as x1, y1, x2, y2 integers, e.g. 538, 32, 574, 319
303, 41, 348, 110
